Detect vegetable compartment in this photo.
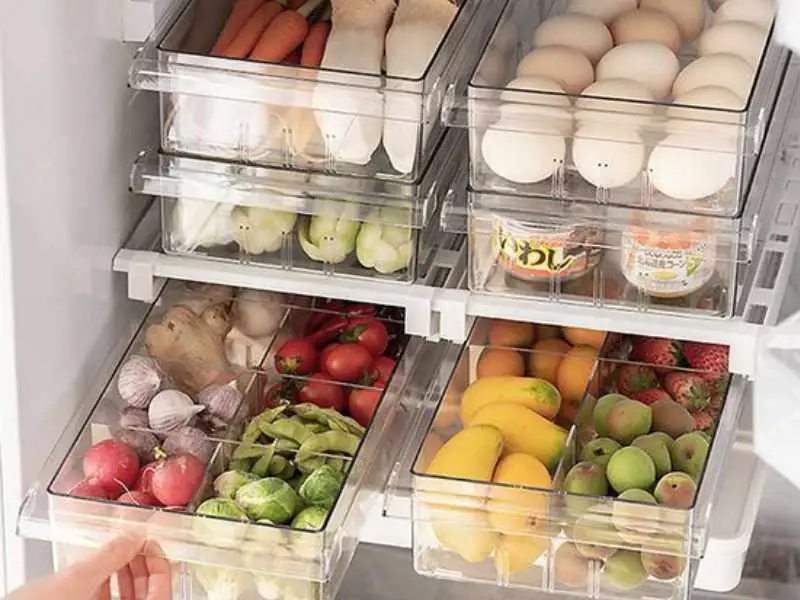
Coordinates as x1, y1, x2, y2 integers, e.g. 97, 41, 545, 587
130, 0, 501, 181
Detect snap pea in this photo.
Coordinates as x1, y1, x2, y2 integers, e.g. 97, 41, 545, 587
327, 457, 348, 473
229, 458, 252, 472
274, 437, 300, 453
251, 442, 277, 477
233, 442, 267, 460
264, 419, 312, 444
268, 455, 290, 477
241, 418, 264, 445
296, 456, 326, 474
296, 430, 361, 464
292, 404, 366, 438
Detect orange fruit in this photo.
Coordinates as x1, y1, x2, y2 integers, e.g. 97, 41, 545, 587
562, 327, 608, 350
556, 345, 600, 405
488, 320, 536, 348
528, 338, 572, 384
477, 348, 525, 378
536, 324, 562, 341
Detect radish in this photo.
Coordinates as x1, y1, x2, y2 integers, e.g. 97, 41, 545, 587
312, 0, 396, 166
117, 491, 161, 507
150, 454, 206, 507
82, 440, 140, 493
134, 462, 159, 495
69, 478, 114, 500
383, 0, 457, 174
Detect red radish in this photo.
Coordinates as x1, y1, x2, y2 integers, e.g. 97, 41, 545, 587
683, 342, 729, 373
367, 356, 395, 384
322, 343, 373, 382
340, 317, 388, 356
348, 382, 384, 427
297, 373, 346, 410
275, 338, 319, 375
117, 490, 161, 507
83, 439, 139, 492
150, 454, 205, 507
629, 388, 672, 406
70, 478, 115, 500
134, 462, 159, 495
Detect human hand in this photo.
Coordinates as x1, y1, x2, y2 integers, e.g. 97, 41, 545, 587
7, 532, 172, 600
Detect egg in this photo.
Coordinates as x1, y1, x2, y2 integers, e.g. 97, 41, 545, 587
482, 122, 566, 184
713, 0, 775, 29
501, 76, 573, 135
673, 54, 754, 99
611, 9, 683, 53
640, 0, 705, 40
568, 0, 638, 24
667, 86, 744, 138
648, 133, 737, 200
516, 46, 594, 95
534, 14, 613, 64
576, 79, 656, 127
572, 123, 645, 188
596, 42, 679, 99
698, 21, 768, 66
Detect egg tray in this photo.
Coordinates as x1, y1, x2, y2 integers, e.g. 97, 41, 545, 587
38, 281, 415, 583
457, 0, 789, 217
409, 321, 747, 596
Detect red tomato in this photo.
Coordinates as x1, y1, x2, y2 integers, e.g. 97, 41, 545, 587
297, 373, 346, 410
275, 338, 319, 375
322, 343, 373, 382
261, 381, 297, 410
341, 317, 388, 356
348, 388, 383, 427
368, 356, 396, 384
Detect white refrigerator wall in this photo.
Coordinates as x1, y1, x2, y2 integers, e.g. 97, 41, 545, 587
0, 0, 155, 589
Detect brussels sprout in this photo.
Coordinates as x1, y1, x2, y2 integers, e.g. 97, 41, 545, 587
193, 498, 250, 548
356, 209, 413, 274
214, 470, 259, 499
192, 564, 250, 600
291, 505, 329, 531
297, 212, 360, 265
235, 478, 299, 523
231, 206, 297, 255
298, 465, 345, 509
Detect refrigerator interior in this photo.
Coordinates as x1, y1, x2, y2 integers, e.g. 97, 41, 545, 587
1, 0, 800, 599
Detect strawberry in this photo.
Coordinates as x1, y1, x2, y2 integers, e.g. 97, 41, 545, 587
629, 388, 672, 406
630, 337, 684, 372
701, 373, 727, 411
662, 372, 711, 411
691, 409, 715, 432
683, 342, 729, 373
614, 364, 659, 396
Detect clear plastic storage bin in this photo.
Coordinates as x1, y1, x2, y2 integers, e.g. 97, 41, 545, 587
444, 0, 789, 216
130, 0, 501, 181
130, 133, 465, 283
410, 319, 746, 599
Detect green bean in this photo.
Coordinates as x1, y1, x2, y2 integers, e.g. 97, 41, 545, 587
296, 430, 361, 464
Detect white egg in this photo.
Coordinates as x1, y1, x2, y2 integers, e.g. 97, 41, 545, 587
568, 0, 638, 24
699, 21, 768, 66
575, 79, 656, 128
713, 0, 775, 29
534, 14, 613, 64
673, 54, 754, 99
640, 0, 705, 40
516, 46, 594, 95
501, 76, 573, 135
572, 123, 645, 188
668, 86, 744, 138
597, 42, 679, 99
611, 8, 683, 53
648, 133, 737, 200
482, 121, 566, 184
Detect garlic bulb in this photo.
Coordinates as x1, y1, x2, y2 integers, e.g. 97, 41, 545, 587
117, 355, 163, 408
148, 389, 205, 432
196, 383, 243, 426
119, 407, 150, 430
164, 426, 215, 464
116, 429, 160, 462
232, 290, 286, 338
225, 327, 270, 369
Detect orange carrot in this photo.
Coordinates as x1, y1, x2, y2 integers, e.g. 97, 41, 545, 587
221, 1, 284, 58
287, 0, 306, 8
211, 0, 265, 55
300, 20, 330, 67
249, 0, 325, 63
283, 49, 302, 65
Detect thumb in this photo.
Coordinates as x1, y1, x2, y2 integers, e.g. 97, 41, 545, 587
62, 533, 147, 588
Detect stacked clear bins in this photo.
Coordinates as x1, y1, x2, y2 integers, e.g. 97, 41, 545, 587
17, 281, 429, 600
410, 319, 746, 600
129, 0, 501, 180
130, 132, 465, 283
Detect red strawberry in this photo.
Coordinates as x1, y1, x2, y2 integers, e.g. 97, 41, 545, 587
662, 372, 711, 411
683, 342, 729, 373
701, 373, 727, 411
691, 409, 715, 432
629, 388, 672, 406
630, 337, 684, 372
614, 364, 659, 396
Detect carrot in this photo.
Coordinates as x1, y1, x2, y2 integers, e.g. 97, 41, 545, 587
301, 20, 330, 67
283, 49, 302, 64
211, 0, 265, 55
221, 1, 284, 58
249, 0, 326, 63
287, 0, 306, 8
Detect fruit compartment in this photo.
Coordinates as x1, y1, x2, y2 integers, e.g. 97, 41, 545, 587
17, 280, 425, 584
131, 132, 465, 284
465, 189, 755, 319
444, 0, 789, 217
130, 0, 502, 181
409, 318, 746, 597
